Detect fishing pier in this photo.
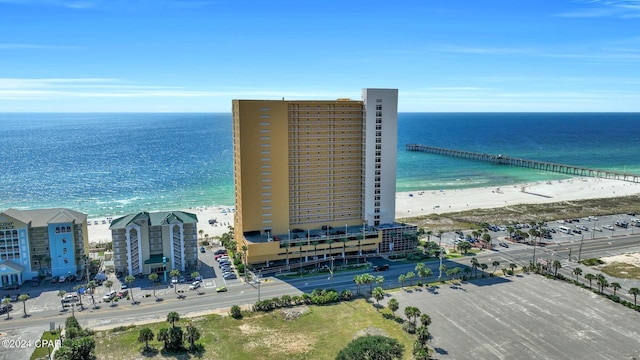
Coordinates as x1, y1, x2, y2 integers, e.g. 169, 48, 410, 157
406, 144, 640, 183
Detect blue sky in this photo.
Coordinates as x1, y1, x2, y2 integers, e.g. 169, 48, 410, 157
1, 0, 640, 112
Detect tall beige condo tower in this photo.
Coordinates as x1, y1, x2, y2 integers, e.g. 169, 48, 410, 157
233, 89, 413, 269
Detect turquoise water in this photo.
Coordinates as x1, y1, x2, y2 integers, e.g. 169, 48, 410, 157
1, 112, 638, 217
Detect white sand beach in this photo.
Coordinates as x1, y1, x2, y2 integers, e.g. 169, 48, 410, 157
395, 177, 640, 218
87, 177, 640, 244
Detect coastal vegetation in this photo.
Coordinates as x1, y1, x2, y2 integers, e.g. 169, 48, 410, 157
92, 299, 416, 360
399, 194, 640, 231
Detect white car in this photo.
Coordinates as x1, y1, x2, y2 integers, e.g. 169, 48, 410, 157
603, 225, 614, 230
102, 291, 116, 301
58, 275, 67, 283
188, 281, 201, 290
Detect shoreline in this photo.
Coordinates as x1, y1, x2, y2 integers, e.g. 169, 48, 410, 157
87, 176, 640, 244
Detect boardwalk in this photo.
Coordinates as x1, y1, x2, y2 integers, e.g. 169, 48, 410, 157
406, 144, 640, 183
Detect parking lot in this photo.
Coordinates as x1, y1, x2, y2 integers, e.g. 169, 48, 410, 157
441, 212, 640, 248
387, 274, 640, 359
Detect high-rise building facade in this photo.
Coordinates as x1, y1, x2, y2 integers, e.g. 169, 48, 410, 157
233, 89, 416, 269
109, 211, 198, 277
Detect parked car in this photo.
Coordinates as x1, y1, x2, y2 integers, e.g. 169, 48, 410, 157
171, 277, 179, 284
603, 225, 614, 230
120, 283, 128, 290
188, 281, 201, 290
214, 249, 227, 255
31, 278, 40, 287
200, 246, 206, 253
50, 276, 60, 284
62, 293, 79, 303
223, 273, 236, 280
116, 290, 129, 299
58, 276, 67, 283
499, 242, 509, 248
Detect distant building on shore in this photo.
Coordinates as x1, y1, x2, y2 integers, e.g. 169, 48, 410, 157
232, 88, 417, 270
0, 208, 89, 287
109, 211, 198, 277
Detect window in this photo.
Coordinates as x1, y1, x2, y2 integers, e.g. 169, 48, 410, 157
376, 104, 382, 111
260, 122, 270, 125
376, 111, 382, 117
260, 129, 270, 133
260, 115, 270, 118
260, 136, 270, 140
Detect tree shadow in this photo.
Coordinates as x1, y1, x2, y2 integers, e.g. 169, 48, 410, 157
140, 347, 159, 357
434, 347, 448, 355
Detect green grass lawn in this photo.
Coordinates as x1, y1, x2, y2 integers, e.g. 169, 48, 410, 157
30, 330, 60, 360
93, 299, 415, 360
600, 262, 640, 280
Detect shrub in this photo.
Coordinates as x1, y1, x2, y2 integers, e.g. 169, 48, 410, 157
230, 305, 242, 319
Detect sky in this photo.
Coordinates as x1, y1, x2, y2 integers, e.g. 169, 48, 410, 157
1, 0, 640, 112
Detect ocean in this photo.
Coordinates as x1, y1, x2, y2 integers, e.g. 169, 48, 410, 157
1, 112, 639, 218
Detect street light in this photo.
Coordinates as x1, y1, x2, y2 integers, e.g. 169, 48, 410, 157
326, 256, 335, 288
578, 234, 584, 262
162, 257, 167, 284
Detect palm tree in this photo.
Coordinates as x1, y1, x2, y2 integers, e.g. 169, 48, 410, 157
388, 298, 399, 316
482, 233, 492, 249
241, 245, 248, 281
18, 294, 30, 317
629, 287, 639, 306
184, 322, 201, 351
610, 282, 621, 296
398, 274, 406, 289
104, 280, 113, 292
198, 229, 204, 240
138, 327, 154, 351
170, 269, 181, 296
585, 273, 595, 289
86, 280, 97, 307
509, 263, 517, 274
507, 225, 514, 240
471, 258, 479, 278
492, 261, 500, 274
2, 298, 11, 319
480, 263, 488, 277
415, 263, 425, 279
362, 273, 375, 294
404, 306, 421, 326
573, 267, 582, 282
372, 286, 385, 306
405, 271, 416, 286
596, 274, 608, 294
552, 260, 561, 277
167, 311, 180, 328
125, 275, 136, 304
57, 290, 67, 311
148, 273, 159, 298
420, 314, 432, 327
375, 275, 384, 287
157, 328, 169, 349
73, 284, 84, 308
353, 274, 363, 295
464, 267, 471, 279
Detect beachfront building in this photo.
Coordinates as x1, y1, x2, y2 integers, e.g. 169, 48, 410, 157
109, 211, 198, 277
232, 88, 418, 270
0, 208, 89, 287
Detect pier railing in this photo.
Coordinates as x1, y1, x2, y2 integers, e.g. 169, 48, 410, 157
406, 144, 640, 183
